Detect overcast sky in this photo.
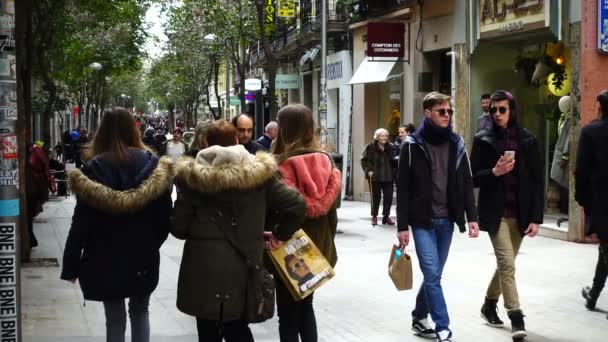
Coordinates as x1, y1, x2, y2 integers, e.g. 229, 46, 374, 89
143, 3, 168, 61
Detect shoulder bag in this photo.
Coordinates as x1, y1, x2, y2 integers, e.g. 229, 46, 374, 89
210, 210, 276, 324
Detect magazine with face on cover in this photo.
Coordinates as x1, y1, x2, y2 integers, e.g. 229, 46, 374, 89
268, 229, 335, 300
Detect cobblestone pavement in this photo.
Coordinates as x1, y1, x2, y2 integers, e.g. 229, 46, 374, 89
22, 198, 608, 342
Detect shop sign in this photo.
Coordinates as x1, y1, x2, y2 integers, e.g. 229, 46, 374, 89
277, 0, 296, 18
229, 96, 241, 106
276, 74, 299, 89
367, 23, 405, 58
265, 0, 276, 37
599, 0, 608, 53
245, 78, 262, 91
478, 0, 547, 39
326, 51, 353, 89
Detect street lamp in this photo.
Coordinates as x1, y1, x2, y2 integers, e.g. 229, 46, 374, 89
89, 62, 103, 71
121, 94, 127, 107
203, 34, 217, 42
82, 62, 103, 130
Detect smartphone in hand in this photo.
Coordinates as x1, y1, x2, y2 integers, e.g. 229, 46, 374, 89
503, 151, 515, 161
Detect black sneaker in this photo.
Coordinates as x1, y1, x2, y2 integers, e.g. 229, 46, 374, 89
481, 298, 505, 327
508, 310, 527, 340
582, 286, 598, 310
412, 318, 436, 339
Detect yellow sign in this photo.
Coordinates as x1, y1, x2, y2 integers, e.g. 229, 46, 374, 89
265, 0, 276, 37
277, 0, 296, 18
478, 0, 548, 39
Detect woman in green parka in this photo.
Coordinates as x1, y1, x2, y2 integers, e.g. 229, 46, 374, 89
269, 104, 342, 342
171, 120, 306, 342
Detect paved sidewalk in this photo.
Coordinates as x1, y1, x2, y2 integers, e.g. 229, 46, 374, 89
22, 198, 608, 342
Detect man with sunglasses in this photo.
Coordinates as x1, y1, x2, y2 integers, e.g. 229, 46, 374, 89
471, 90, 543, 341
397, 92, 479, 342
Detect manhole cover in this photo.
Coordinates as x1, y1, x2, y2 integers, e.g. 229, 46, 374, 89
22, 258, 59, 268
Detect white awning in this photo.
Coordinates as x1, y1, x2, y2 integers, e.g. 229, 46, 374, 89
348, 57, 398, 85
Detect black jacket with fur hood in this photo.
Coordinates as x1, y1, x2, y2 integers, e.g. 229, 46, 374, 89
61, 149, 173, 301
171, 145, 306, 321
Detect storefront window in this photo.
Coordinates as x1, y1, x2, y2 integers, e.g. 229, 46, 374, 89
378, 63, 403, 138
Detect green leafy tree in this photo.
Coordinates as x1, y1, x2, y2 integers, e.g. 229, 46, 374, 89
32, 0, 148, 143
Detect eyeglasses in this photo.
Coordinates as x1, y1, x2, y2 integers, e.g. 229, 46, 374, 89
490, 106, 508, 115
431, 108, 454, 117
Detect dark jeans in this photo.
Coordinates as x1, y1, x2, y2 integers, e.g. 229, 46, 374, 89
371, 181, 393, 217
591, 242, 608, 296
411, 218, 454, 333
103, 295, 150, 342
276, 279, 317, 342
196, 318, 253, 342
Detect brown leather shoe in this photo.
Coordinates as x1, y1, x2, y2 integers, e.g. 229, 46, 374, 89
383, 216, 395, 225
371, 216, 378, 226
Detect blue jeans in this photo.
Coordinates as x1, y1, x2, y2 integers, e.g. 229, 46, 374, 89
411, 218, 454, 333
103, 295, 150, 342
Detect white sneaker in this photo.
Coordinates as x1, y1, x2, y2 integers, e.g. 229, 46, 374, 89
436, 330, 452, 342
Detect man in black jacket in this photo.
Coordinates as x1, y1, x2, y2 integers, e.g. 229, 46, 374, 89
397, 92, 479, 342
577, 90, 608, 316
232, 114, 266, 154
470, 90, 542, 340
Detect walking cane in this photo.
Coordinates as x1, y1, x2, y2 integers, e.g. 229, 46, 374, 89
368, 176, 376, 227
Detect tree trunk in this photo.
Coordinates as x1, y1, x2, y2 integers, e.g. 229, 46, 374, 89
42, 81, 55, 147
252, 0, 278, 118
78, 86, 84, 129
213, 61, 222, 119
194, 100, 200, 125
267, 65, 278, 119
16, 0, 34, 261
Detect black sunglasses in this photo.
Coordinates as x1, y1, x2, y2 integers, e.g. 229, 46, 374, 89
490, 106, 508, 115
431, 108, 454, 117
290, 259, 305, 271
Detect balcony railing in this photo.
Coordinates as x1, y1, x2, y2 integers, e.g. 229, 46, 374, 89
250, 0, 349, 65
347, 0, 415, 23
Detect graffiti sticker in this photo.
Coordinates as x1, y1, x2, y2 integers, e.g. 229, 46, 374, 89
1, 135, 16, 159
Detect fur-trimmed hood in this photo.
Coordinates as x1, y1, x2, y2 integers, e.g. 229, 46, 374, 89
175, 144, 278, 193
279, 151, 341, 218
69, 152, 174, 213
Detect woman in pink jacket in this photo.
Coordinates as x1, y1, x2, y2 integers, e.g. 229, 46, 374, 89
270, 104, 341, 342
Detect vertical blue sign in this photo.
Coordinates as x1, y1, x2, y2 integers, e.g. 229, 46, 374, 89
599, 0, 608, 52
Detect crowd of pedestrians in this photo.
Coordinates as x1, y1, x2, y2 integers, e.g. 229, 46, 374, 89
55, 87, 608, 342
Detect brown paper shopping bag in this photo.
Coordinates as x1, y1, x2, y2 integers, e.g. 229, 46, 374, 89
268, 229, 335, 301
388, 245, 413, 291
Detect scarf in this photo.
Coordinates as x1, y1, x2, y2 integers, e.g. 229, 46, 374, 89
418, 117, 452, 145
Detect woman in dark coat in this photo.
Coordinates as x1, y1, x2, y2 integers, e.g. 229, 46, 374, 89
61, 108, 173, 342
470, 91, 543, 340
171, 120, 306, 342
360, 128, 396, 226
576, 90, 608, 314
270, 104, 341, 342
